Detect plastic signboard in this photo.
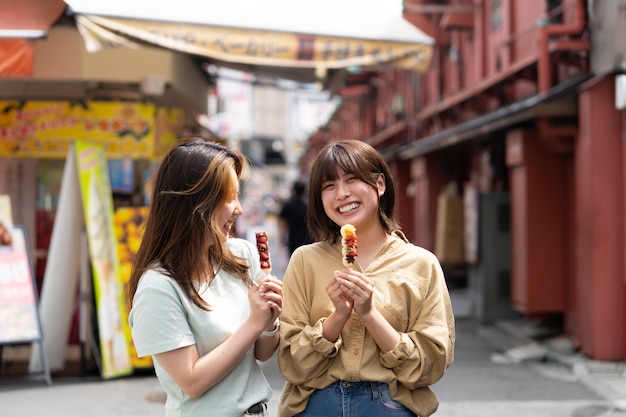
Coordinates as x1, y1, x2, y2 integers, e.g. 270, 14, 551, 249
0, 224, 51, 385
74, 140, 133, 379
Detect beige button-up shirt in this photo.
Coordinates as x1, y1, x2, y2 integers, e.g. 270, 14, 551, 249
278, 232, 455, 417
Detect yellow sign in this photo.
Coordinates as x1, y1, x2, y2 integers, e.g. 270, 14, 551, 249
114, 206, 153, 369
0, 101, 183, 159
153, 107, 185, 162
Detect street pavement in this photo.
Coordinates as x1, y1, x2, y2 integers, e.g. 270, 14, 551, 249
1, 287, 625, 417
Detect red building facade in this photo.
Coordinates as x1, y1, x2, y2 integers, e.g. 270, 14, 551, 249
303, 0, 625, 361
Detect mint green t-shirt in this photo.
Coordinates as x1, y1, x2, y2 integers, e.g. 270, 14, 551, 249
129, 238, 272, 417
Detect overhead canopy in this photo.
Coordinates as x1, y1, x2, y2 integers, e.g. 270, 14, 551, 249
63, 0, 434, 83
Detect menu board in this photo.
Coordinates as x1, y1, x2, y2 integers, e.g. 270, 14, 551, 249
0, 225, 40, 344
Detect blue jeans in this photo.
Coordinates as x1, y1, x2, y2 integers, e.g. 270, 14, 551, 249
295, 381, 417, 417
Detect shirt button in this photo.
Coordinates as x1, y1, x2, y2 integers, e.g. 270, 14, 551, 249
353, 350, 359, 355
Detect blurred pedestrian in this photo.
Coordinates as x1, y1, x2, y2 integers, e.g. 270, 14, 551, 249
278, 180, 312, 256
277, 139, 455, 417
126, 137, 283, 417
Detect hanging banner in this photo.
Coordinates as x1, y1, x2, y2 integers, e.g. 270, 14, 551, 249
75, 15, 433, 73
0, 101, 158, 159
75, 140, 133, 379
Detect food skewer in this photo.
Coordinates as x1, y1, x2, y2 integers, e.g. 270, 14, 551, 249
255, 231, 272, 275
340, 224, 358, 269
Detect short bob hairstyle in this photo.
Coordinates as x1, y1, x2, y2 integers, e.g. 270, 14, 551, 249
307, 139, 400, 242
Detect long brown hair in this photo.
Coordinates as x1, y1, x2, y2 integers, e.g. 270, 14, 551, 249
307, 139, 400, 242
126, 137, 251, 311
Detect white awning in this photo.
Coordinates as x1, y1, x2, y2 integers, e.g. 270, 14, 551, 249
63, 0, 434, 80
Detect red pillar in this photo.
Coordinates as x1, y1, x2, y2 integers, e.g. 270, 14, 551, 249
577, 75, 624, 360
410, 156, 444, 252
506, 128, 567, 314
390, 159, 413, 242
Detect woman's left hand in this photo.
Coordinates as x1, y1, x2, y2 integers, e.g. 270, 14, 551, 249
335, 270, 375, 317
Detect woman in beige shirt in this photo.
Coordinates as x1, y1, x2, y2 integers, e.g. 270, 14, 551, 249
278, 139, 455, 417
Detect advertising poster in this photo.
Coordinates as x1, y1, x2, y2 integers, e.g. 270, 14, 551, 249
75, 140, 133, 379
0, 207, 41, 344
0, 222, 51, 383
153, 106, 185, 162
0, 227, 39, 343
0, 101, 155, 159
113, 206, 152, 369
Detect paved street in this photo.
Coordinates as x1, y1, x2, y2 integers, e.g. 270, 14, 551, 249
1, 286, 625, 417
433, 288, 626, 417
432, 317, 625, 417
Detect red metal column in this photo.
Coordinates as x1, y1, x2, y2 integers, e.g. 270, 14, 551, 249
410, 156, 444, 252
506, 128, 567, 314
577, 75, 624, 360
390, 159, 414, 242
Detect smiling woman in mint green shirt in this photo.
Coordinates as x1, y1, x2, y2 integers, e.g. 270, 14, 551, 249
127, 138, 283, 417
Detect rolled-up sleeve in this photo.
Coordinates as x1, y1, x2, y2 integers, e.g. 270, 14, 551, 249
380, 258, 455, 389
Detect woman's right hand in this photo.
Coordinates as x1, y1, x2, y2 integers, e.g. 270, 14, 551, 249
248, 277, 283, 332
249, 277, 283, 361
320, 272, 354, 342
326, 272, 353, 318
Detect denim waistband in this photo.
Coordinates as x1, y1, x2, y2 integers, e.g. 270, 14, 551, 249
327, 380, 389, 394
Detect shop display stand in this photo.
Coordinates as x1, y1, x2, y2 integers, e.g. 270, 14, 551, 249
0, 225, 52, 385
